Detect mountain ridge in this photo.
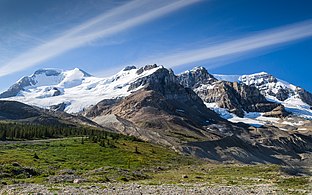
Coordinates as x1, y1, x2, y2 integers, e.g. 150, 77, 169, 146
0, 65, 311, 119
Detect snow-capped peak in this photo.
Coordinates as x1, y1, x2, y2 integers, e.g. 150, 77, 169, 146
0, 65, 163, 113
212, 71, 312, 119
180, 66, 207, 75
25, 68, 91, 88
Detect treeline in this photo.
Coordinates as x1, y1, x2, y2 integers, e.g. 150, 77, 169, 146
0, 122, 128, 141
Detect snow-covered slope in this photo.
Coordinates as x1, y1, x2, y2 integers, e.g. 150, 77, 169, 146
0, 66, 162, 113
213, 72, 312, 119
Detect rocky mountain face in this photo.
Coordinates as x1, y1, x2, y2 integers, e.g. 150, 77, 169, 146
177, 66, 217, 88
83, 65, 312, 164
84, 67, 225, 147
177, 67, 281, 117
216, 71, 312, 119
239, 72, 312, 107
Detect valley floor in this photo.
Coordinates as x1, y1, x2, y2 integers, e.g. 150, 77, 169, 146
0, 138, 311, 195
1, 183, 284, 195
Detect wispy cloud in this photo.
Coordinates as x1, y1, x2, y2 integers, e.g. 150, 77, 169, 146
132, 19, 312, 69
0, 0, 200, 77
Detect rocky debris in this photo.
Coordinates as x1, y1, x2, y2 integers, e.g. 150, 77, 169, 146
0, 183, 282, 195
73, 179, 84, 184
57, 169, 75, 175
91, 114, 142, 138
263, 105, 290, 118
48, 174, 84, 183
93, 88, 222, 147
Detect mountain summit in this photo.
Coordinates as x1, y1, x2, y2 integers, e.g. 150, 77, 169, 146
0, 66, 163, 113
0, 68, 91, 98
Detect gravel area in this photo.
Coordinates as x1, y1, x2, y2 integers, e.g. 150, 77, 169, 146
0, 183, 282, 195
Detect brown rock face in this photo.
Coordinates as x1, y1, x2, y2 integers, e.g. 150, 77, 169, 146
263, 105, 290, 118
177, 67, 280, 117
85, 66, 226, 146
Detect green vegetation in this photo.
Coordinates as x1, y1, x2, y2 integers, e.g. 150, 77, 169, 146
0, 132, 310, 194
0, 136, 195, 185
141, 162, 311, 194
0, 121, 123, 141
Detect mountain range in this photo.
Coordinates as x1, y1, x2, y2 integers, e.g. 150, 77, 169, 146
0, 64, 311, 164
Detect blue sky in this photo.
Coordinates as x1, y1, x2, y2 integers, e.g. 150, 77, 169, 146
0, 0, 311, 92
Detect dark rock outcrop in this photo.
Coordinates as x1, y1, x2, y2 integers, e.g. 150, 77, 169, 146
50, 102, 69, 112
0, 77, 35, 98
136, 64, 158, 75
296, 88, 312, 106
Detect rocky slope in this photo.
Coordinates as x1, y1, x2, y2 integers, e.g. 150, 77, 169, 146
217, 71, 312, 119
0, 100, 100, 128
84, 67, 225, 147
